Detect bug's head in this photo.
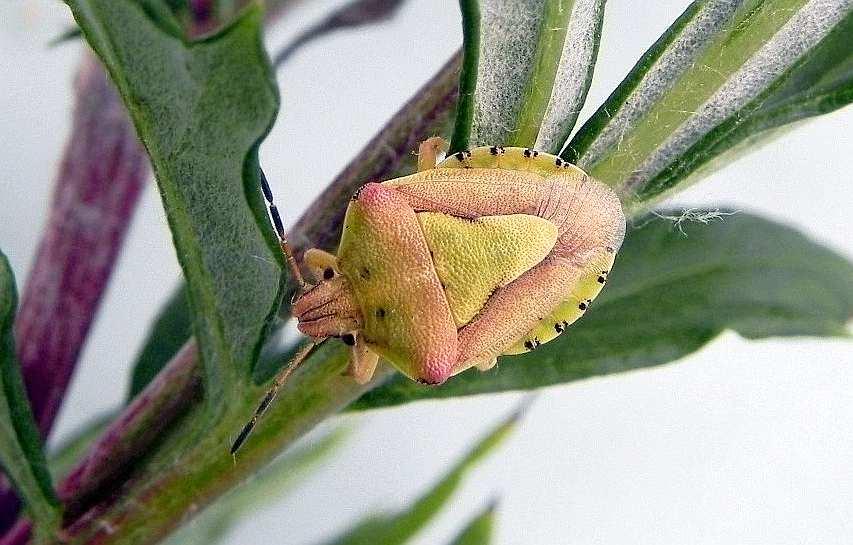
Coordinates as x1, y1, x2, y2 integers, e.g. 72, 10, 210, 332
292, 270, 361, 341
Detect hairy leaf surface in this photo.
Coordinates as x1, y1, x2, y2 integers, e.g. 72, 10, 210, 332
452, 0, 606, 152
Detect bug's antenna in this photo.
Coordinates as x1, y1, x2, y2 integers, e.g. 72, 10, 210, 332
231, 338, 327, 455
259, 168, 308, 292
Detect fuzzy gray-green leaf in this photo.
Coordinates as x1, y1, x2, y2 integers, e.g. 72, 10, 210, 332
646, 7, 853, 195
353, 211, 853, 408
567, 0, 853, 208
64, 0, 284, 408
322, 410, 518, 545
0, 252, 61, 536
453, 0, 606, 153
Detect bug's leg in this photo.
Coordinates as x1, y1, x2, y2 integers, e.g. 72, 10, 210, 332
417, 137, 449, 172
303, 248, 339, 282
343, 334, 380, 384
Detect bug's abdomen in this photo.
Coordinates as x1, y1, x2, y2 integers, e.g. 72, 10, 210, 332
387, 146, 625, 367
503, 249, 615, 354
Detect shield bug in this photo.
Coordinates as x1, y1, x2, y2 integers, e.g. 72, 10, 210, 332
232, 138, 625, 453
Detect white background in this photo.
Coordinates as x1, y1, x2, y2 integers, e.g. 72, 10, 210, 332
1, 1, 852, 544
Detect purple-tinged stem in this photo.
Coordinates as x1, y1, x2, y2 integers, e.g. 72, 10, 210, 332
0, 343, 201, 545
0, 53, 149, 532
14, 53, 148, 438
58, 342, 201, 518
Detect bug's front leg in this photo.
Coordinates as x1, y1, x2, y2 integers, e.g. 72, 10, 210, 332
343, 334, 380, 384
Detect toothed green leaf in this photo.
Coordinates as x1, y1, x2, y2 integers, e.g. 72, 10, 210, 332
63, 0, 284, 407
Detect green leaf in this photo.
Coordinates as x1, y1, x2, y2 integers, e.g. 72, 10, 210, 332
0, 251, 61, 536
447, 503, 498, 545
64, 0, 285, 408
647, 8, 853, 197
127, 285, 192, 401
353, 211, 853, 408
165, 429, 346, 545
452, 0, 606, 153
567, 0, 853, 208
322, 409, 519, 545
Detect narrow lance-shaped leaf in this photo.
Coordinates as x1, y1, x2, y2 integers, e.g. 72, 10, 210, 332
353, 211, 853, 408
0, 252, 61, 537
63, 0, 285, 407
447, 502, 498, 545
650, 7, 853, 194
322, 409, 519, 545
452, 0, 606, 153
567, 0, 853, 209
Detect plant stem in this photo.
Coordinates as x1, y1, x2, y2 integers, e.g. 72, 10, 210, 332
63, 347, 392, 545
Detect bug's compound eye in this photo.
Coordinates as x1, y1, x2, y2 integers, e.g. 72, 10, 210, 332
323, 267, 335, 280
341, 333, 356, 346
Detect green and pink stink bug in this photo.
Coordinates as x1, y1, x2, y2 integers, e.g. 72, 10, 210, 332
232, 137, 625, 453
